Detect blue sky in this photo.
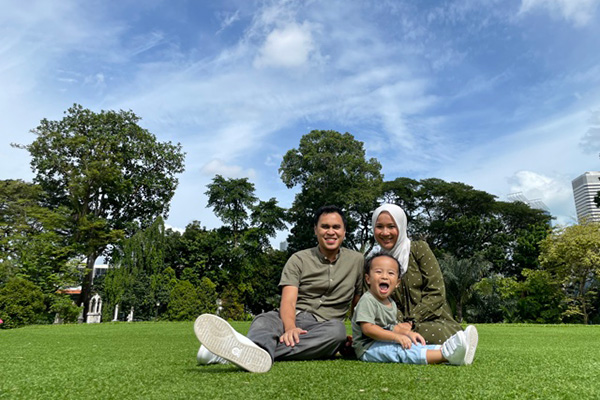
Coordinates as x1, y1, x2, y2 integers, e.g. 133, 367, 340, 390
2, 0, 600, 244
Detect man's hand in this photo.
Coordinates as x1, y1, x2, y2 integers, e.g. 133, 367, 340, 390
406, 331, 426, 345
279, 327, 308, 347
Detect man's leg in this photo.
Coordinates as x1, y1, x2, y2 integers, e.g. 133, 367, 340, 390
272, 312, 347, 361
194, 314, 272, 373
246, 310, 285, 360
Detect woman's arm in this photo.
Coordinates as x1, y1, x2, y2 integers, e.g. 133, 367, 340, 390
407, 242, 448, 322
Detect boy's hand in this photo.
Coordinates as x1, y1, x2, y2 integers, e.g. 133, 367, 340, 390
406, 331, 426, 345
394, 334, 412, 349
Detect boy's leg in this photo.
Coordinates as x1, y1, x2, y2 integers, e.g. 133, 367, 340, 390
360, 341, 431, 364
464, 325, 479, 365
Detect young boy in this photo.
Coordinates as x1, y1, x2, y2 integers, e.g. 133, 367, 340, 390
351, 253, 478, 365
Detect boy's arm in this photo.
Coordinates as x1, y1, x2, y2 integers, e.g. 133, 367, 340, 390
360, 322, 412, 349
279, 285, 307, 347
392, 324, 426, 345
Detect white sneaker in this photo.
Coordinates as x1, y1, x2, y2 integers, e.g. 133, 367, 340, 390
194, 314, 272, 373
197, 329, 262, 365
197, 345, 228, 365
464, 325, 478, 365
441, 330, 468, 366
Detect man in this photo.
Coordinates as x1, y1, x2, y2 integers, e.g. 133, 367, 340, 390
194, 205, 364, 373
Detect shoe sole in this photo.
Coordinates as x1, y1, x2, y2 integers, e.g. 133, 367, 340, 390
194, 314, 272, 373
464, 325, 478, 365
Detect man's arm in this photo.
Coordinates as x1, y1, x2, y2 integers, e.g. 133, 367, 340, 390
279, 285, 307, 347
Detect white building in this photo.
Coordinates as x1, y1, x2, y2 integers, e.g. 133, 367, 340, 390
572, 171, 600, 223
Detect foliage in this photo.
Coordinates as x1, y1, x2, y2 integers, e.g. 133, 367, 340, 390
167, 280, 204, 321
219, 284, 251, 321
382, 177, 552, 278
206, 175, 257, 239
468, 275, 508, 323
0, 179, 79, 292
101, 217, 174, 321
539, 222, 600, 324
280, 130, 383, 253
48, 293, 82, 324
16, 104, 185, 315
0, 277, 45, 328
440, 253, 489, 322
197, 277, 218, 315
469, 270, 567, 324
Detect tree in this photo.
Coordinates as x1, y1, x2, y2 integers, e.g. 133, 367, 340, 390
0, 179, 79, 293
539, 222, 600, 324
16, 104, 185, 317
206, 175, 257, 242
103, 217, 172, 320
167, 280, 204, 321
381, 177, 552, 278
280, 130, 383, 253
440, 253, 489, 322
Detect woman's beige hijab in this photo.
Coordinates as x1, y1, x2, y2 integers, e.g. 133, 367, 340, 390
372, 204, 411, 275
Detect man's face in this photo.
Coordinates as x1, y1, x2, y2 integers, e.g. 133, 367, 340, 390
314, 212, 346, 256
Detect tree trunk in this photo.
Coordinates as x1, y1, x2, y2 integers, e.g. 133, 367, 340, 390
79, 252, 98, 322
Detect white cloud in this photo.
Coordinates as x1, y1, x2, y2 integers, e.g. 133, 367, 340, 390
200, 159, 256, 179
508, 170, 573, 208
217, 10, 241, 34
579, 109, 600, 153
519, 0, 600, 27
253, 22, 316, 68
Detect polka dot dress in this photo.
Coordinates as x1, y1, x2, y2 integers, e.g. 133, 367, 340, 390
392, 241, 462, 344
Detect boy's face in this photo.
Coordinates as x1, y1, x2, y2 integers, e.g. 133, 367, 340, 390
365, 256, 399, 303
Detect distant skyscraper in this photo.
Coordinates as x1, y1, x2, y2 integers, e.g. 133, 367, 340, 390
572, 171, 600, 223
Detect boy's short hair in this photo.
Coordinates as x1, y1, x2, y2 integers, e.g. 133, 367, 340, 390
313, 205, 347, 229
365, 252, 401, 275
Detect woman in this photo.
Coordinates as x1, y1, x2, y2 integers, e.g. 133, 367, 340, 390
371, 203, 462, 344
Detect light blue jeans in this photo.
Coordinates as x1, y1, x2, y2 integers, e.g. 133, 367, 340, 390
360, 341, 441, 365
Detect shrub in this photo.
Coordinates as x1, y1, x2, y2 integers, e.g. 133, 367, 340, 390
0, 277, 46, 328
167, 280, 202, 321
49, 294, 82, 323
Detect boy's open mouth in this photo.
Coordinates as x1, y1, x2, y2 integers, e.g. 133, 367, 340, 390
379, 283, 389, 292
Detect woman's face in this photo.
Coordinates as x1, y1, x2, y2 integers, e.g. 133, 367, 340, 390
374, 211, 399, 250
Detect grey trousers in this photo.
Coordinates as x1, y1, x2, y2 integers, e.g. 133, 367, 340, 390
247, 310, 347, 361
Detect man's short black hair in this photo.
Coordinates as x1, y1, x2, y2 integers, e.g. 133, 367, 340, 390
313, 205, 347, 229
364, 252, 400, 276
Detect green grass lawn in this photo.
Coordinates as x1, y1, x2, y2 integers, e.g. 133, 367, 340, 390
1, 322, 599, 399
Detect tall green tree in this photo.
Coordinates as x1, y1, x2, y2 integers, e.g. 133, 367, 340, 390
103, 217, 171, 320
16, 104, 185, 317
205, 175, 257, 242
440, 253, 489, 322
539, 222, 600, 324
0, 179, 78, 292
280, 130, 383, 253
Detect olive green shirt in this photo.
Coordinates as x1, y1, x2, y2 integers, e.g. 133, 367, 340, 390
279, 246, 364, 322
351, 291, 398, 359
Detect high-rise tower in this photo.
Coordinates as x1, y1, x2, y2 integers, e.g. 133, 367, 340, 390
572, 171, 600, 223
